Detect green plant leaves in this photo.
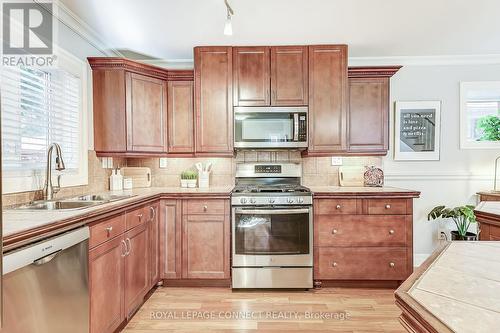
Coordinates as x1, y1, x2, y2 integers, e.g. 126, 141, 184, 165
427, 204, 477, 237
476, 115, 500, 141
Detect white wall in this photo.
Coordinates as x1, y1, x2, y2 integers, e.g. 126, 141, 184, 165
383, 64, 500, 264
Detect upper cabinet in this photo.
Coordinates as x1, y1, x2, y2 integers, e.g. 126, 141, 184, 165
167, 81, 194, 154
347, 67, 401, 155
194, 47, 234, 156
307, 45, 348, 154
233, 46, 308, 107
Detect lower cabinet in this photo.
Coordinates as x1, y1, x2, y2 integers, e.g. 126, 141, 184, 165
313, 197, 415, 284
89, 201, 159, 333
160, 198, 230, 281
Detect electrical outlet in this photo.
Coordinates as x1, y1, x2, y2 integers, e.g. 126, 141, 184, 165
159, 158, 168, 168
438, 228, 447, 241
331, 156, 343, 166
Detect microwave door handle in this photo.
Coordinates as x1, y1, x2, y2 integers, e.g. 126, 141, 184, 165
293, 113, 299, 141
235, 208, 310, 215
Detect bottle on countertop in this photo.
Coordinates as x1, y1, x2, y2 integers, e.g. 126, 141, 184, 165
110, 168, 123, 191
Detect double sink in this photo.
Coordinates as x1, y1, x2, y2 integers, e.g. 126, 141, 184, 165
16, 193, 136, 211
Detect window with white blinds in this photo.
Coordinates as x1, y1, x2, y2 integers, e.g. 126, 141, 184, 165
1, 51, 88, 193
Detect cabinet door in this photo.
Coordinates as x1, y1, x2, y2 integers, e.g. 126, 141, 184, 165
167, 81, 194, 154
89, 236, 125, 333
182, 214, 230, 279
124, 223, 149, 317
348, 77, 389, 154
194, 47, 233, 154
126, 72, 167, 153
160, 200, 182, 279
148, 202, 160, 288
308, 45, 348, 154
233, 46, 270, 106
271, 46, 308, 106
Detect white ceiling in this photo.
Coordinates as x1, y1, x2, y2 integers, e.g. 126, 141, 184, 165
61, 0, 500, 61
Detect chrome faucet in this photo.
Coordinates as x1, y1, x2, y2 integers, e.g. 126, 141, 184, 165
495, 156, 500, 192
43, 143, 66, 200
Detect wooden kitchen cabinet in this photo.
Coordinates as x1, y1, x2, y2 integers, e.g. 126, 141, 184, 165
167, 81, 195, 154
347, 67, 400, 155
307, 45, 348, 154
161, 198, 231, 283
89, 234, 125, 333
233, 46, 270, 106
271, 46, 308, 106
148, 202, 160, 288
126, 72, 167, 153
194, 47, 234, 155
233, 46, 308, 106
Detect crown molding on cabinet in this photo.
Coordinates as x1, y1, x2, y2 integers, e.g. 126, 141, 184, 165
87, 57, 194, 81
347, 66, 402, 78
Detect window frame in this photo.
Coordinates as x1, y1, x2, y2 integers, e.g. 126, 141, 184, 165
460, 81, 500, 150
2, 47, 89, 194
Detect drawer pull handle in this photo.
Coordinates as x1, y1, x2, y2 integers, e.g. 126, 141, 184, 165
389, 262, 395, 268
389, 229, 395, 235
385, 204, 391, 209
138, 213, 143, 220
336, 205, 341, 209
121, 240, 127, 257
203, 205, 208, 212
332, 262, 338, 267
332, 229, 338, 235
105, 226, 113, 237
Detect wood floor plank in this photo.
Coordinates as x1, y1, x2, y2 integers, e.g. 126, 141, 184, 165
123, 287, 404, 332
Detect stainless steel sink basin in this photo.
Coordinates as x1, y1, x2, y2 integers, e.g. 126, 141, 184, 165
15, 193, 136, 211
16, 200, 100, 210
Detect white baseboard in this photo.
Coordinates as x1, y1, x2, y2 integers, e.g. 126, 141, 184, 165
414, 253, 431, 267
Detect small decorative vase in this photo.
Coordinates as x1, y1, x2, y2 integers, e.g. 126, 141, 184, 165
180, 179, 188, 188
364, 166, 384, 187
187, 179, 197, 188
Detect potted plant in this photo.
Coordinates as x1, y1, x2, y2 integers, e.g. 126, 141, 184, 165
180, 170, 198, 188
427, 205, 477, 241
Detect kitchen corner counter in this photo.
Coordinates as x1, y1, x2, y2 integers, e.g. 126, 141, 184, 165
2, 186, 233, 251
310, 186, 420, 198
395, 242, 500, 333
475, 201, 500, 223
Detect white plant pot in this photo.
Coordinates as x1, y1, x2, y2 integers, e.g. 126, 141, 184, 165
187, 179, 197, 188
180, 179, 189, 188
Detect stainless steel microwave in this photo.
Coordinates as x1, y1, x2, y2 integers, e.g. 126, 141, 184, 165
234, 107, 308, 149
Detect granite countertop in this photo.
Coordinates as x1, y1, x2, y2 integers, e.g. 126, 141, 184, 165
402, 242, 500, 333
2, 186, 233, 241
475, 201, 500, 216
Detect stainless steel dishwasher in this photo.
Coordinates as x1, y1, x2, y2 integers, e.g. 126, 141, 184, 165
2, 226, 89, 333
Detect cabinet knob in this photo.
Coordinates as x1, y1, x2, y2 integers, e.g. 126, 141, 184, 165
105, 226, 113, 237
389, 229, 395, 235
385, 204, 391, 209
203, 205, 208, 212
336, 204, 341, 209
332, 262, 338, 267
389, 262, 395, 268
332, 229, 338, 235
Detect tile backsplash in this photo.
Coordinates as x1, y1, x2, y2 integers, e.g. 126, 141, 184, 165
2, 150, 382, 207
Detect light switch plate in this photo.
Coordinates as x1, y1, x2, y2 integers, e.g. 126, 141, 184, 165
159, 158, 168, 168
331, 156, 343, 166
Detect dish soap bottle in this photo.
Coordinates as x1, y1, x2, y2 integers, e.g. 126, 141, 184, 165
110, 168, 123, 191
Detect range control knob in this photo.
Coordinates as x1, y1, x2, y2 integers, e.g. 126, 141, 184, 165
268, 198, 275, 204
287, 198, 294, 204
240, 198, 247, 204
250, 198, 257, 204
297, 197, 304, 204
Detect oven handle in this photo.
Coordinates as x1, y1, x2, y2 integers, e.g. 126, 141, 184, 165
234, 208, 310, 215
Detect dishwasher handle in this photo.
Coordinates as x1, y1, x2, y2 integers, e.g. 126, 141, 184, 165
3, 226, 89, 275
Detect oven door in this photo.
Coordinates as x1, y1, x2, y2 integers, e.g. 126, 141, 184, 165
234, 107, 308, 148
232, 206, 313, 267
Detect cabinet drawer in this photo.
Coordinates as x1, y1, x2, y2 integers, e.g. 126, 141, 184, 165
315, 215, 407, 247
89, 213, 126, 249
314, 247, 408, 280
315, 199, 358, 215
126, 206, 147, 230
186, 199, 226, 215
367, 199, 407, 215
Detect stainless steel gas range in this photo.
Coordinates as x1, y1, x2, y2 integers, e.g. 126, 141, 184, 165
231, 163, 313, 289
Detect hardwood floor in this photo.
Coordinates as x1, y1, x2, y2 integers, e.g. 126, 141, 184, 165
123, 287, 404, 332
